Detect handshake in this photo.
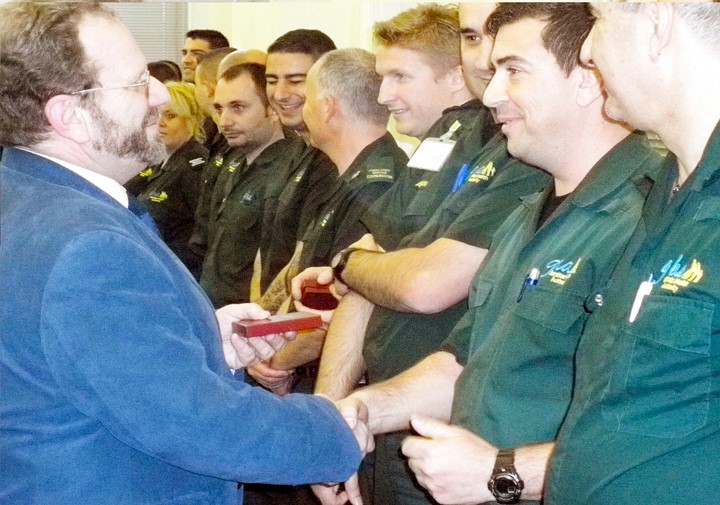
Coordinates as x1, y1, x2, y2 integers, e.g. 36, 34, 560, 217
314, 396, 374, 505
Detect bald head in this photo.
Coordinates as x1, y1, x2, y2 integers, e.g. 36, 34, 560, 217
218, 49, 268, 78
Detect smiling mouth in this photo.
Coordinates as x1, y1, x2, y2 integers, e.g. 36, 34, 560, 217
273, 101, 302, 112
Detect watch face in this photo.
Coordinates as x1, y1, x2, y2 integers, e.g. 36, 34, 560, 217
489, 472, 523, 504
330, 251, 344, 269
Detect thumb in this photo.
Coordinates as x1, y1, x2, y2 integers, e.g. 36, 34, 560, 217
409, 415, 456, 439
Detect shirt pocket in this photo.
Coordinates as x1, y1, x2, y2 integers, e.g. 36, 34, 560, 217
403, 186, 435, 218
503, 286, 587, 401
601, 295, 713, 438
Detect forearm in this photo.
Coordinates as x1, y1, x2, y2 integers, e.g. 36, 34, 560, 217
514, 442, 554, 502
314, 291, 374, 400
350, 351, 461, 435
269, 327, 325, 370
344, 239, 486, 314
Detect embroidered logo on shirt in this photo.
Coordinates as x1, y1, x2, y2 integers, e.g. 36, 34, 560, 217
189, 157, 205, 167
653, 255, 704, 293
541, 257, 582, 286
242, 192, 255, 203
367, 168, 393, 181
139, 168, 153, 178
149, 191, 168, 203
415, 180, 429, 188
214, 156, 224, 167
467, 161, 496, 184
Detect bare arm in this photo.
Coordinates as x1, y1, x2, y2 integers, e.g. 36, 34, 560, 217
269, 327, 326, 370
314, 291, 375, 400
343, 238, 487, 314
346, 351, 463, 435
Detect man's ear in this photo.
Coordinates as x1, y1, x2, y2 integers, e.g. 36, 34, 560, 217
575, 66, 603, 108
444, 65, 467, 94
44, 95, 91, 143
646, 2, 674, 63
322, 94, 338, 123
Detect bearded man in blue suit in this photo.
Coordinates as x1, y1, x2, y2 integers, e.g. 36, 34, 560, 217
0, 3, 367, 504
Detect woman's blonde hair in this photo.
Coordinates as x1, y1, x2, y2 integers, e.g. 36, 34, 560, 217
165, 81, 206, 143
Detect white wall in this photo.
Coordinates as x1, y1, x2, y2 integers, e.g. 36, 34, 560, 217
187, 1, 452, 52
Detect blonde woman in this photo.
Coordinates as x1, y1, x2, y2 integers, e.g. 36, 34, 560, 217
137, 81, 208, 277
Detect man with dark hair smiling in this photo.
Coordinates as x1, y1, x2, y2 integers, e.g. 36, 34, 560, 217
199, 62, 307, 308
181, 28, 230, 83
328, 4, 662, 505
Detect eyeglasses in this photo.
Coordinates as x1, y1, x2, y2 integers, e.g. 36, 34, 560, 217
71, 69, 150, 96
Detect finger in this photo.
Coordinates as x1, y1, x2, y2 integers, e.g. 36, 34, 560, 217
311, 483, 343, 505
409, 415, 455, 439
344, 473, 363, 505
230, 333, 259, 368
245, 336, 277, 362
315, 267, 335, 285
400, 434, 427, 459
263, 333, 291, 352
336, 402, 359, 430
249, 361, 293, 378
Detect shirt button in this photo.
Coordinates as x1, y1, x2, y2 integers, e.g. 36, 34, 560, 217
594, 293, 604, 307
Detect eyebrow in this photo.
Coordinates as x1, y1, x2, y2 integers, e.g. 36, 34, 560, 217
460, 27, 480, 35
493, 54, 531, 67
267, 73, 306, 80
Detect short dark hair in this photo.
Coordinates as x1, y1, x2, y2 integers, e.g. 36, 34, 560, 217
219, 63, 269, 108
185, 29, 229, 50
486, 3, 594, 76
148, 60, 182, 83
0, 1, 117, 146
267, 29, 336, 62
196, 47, 236, 84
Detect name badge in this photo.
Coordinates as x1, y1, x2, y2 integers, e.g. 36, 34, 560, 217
407, 120, 461, 172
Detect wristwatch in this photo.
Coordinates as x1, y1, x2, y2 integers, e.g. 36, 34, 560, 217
488, 448, 524, 504
330, 247, 361, 285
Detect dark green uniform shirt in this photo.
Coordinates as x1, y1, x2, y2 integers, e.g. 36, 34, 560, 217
443, 133, 661, 465
259, 144, 336, 292
362, 135, 548, 505
199, 135, 306, 307
138, 139, 208, 278
300, 133, 408, 269
362, 99, 499, 250
187, 143, 231, 264
547, 122, 720, 505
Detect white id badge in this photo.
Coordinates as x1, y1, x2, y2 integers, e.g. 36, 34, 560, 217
407, 120, 461, 171
406, 138, 456, 171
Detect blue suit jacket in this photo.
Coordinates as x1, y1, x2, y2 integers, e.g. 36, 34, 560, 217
0, 148, 361, 504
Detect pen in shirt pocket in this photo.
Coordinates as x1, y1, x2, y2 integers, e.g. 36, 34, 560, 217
517, 268, 540, 302
452, 163, 471, 193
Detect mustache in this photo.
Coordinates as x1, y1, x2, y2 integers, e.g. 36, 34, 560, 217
143, 108, 160, 127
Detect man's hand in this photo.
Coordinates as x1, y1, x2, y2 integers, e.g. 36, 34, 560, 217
334, 396, 375, 455
311, 474, 363, 505
216, 303, 296, 370
246, 361, 295, 396
292, 266, 350, 302
401, 416, 496, 505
